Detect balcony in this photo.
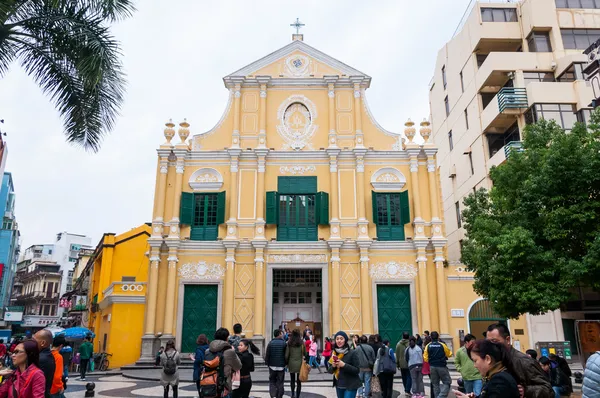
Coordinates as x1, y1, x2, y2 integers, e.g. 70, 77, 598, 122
498, 87, 528, 112
481, 87, 528, 133
488, 140, 523, 170
504, 141, 523, 158
476, 52, 555, 91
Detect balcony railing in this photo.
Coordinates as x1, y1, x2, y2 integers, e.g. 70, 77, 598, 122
498, 87, 528, 112
504, 141, 523, 158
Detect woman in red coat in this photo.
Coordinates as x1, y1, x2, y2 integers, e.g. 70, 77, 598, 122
0, 339, 45, 398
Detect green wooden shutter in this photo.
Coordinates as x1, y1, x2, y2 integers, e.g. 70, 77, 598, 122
180, 192, 195, 224
278, 176, 317, 194
316, 192, 329, 225
266, 191, 278, 224
372, 191, 379, 225
400, 190, 410, 225
216, 191, 226, 224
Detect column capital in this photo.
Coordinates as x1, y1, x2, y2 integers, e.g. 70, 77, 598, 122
327, 240, 344, 250
256, 75, 271, 86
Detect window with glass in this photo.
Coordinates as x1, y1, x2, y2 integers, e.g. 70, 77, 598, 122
442, 65, 447, 88
487, 122, 521, 157
556, 0, 600, 8
562, 29, 600, 49
464, 109, 469, 130
576, 108, 593, 125
525, 104, 578, 130
481, 7, 518, 22
455, 201, 462, 228
557, 63, 586, 82
460, 71, 465, 92
468, 152, 475, 175
372, 191, 410, 241
448, 130, 454, 150
179, 191, 226, 241
527, 32, 553, 52
523, 72, 555, 85
444, 96, 450, 116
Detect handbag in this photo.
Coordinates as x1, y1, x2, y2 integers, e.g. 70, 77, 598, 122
371, 375, 381, 393
232, 370, 241, 389
299, 360, 311, 382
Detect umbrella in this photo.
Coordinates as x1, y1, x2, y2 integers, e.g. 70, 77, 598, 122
57, 327, 95, 340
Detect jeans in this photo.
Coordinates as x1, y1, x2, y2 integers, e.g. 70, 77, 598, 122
463, 379, 483, 396
430, 366, 452, 398
164, 384, 178, 398
79, 358, 89, 379
409, 366, 424, 395
336, 387, 358, 398
400, 368, 412, 393
268, 369, 285, 398
63, 363, 69, 378
359, 371, 372, 397
378, 372, 395, 398
552, 386, 564, 398
290, 373, 302, 397
309, 356, 318, 368
232, 378, 252, 398
50, 394, 65, 398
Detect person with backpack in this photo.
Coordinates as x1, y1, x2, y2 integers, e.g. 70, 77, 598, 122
376, 340, 397, 398
160, 340, 181, 398
395, 332, 412, 397
191, 335, 209, 396
266, 329, 287, 398
356, 335, 375, 398
285, 330, 305, 398
228, 324, 243, 353
201, 328, 242, 398
232, 339, 259, 398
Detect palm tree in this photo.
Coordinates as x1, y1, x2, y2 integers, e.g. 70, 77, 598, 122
0, 0, 135, 151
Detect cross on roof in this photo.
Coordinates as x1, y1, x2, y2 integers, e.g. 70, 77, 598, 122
290, 18, 305, 35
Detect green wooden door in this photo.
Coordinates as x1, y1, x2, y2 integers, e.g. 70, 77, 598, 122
181, 284, 218, 353
377, 285, 412, 346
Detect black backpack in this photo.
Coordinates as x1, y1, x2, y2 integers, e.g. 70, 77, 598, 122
163, 351, 178, 375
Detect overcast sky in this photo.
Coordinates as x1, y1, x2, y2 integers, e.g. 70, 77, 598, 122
0, 0, 468, 248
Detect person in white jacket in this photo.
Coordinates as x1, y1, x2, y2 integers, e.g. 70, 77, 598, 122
583, 351, 600, 398
405, 337, 424, 398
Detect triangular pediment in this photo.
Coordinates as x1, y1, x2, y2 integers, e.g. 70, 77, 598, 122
226, 40, 369, 79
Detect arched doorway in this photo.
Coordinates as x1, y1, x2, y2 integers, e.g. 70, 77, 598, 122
468, 299, 507, 339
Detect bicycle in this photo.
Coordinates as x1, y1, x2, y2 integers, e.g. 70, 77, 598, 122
93, 352, 112, 371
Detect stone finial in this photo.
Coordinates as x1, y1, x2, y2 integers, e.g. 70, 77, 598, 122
164, 119, 175, 144
419, 118, 432, 143
404, 119, 416, 143
178, 119, 190, 143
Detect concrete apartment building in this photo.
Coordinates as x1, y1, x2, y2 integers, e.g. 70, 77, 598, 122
429, 0, 600, 350
0, 173, 20, 317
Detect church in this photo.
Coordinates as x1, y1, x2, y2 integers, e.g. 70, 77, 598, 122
138, 31, 532, 361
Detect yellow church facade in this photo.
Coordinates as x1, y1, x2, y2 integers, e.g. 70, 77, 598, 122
139, 35, 532, 361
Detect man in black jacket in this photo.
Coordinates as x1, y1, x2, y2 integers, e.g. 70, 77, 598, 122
265, 329, 286, 398
33, 329, 56, 398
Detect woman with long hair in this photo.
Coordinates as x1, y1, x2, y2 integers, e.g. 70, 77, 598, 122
191, 334, 210, 396
285, 329, 306, 398
0, 339, 45, 397
232, 339, 259, 398
454, 340, 519, 398
308, 336, 322, 373
328, 331, 361, 398
323, 337, 333, 371
160, 340, 181, 398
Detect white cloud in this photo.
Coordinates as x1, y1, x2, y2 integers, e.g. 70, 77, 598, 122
0, 0, 468, 247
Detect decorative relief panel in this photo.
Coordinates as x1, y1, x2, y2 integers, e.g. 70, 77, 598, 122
241, 114, 258, 134
337, 113, 353, 134
370, 167, 406, 191
268, 254, 327, 263
279, 165, 316, 175
178, 261, 225, 280
340, 263, 361, 333
284, 54, 311, 77
189, 168, 223, 191
276, 95, 318, 150
234, 263, 255, 333
242, 92, 258, 112
369, 261, 417, 280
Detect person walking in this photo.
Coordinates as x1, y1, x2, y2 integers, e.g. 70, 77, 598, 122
454, 339, 519, 398
356, 335, 375, 398
77, 335, 93, 382
58, 344, 72, 386
583, 351, 600, 398
486, 323, 554, 398
160, 340, 181, 398
191, 334, 209, 396
208, 328, 242, 397
33, 329, 55, 398
285, 329, 306, 398
0, 339, 46, 397
229, 324, 243, 352
455, 334, 482, 396
424, 331, 452, 398
323, 337, 333, 372
308, 336, 321, 373
406, 336, 424, 398
395, 332, 412, 397
232, 340, 259, 398
377, 340, 397, 398
266, 329, 287, 398
328, 331, 361, 398
50, 336, 66, 398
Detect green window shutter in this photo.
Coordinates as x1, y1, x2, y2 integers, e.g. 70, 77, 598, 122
391, 225, 405, 241
266, 191, 278, 224
316, 192, 329, 225
372, 191, 379, 225
216, 191, 226, 224
180, 192, 195, 224
400, 190, 411, 225
278, 176, 317, 194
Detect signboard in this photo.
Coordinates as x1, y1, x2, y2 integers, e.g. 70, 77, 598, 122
3, 312, 23, 322
0, 263, 4, 281
22, 316, 60, 327
451, 309, 465, 317
536, 341, 573, 362
576, 320, 600, 364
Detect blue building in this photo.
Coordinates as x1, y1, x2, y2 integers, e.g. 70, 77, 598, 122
0, 173, 20, 315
